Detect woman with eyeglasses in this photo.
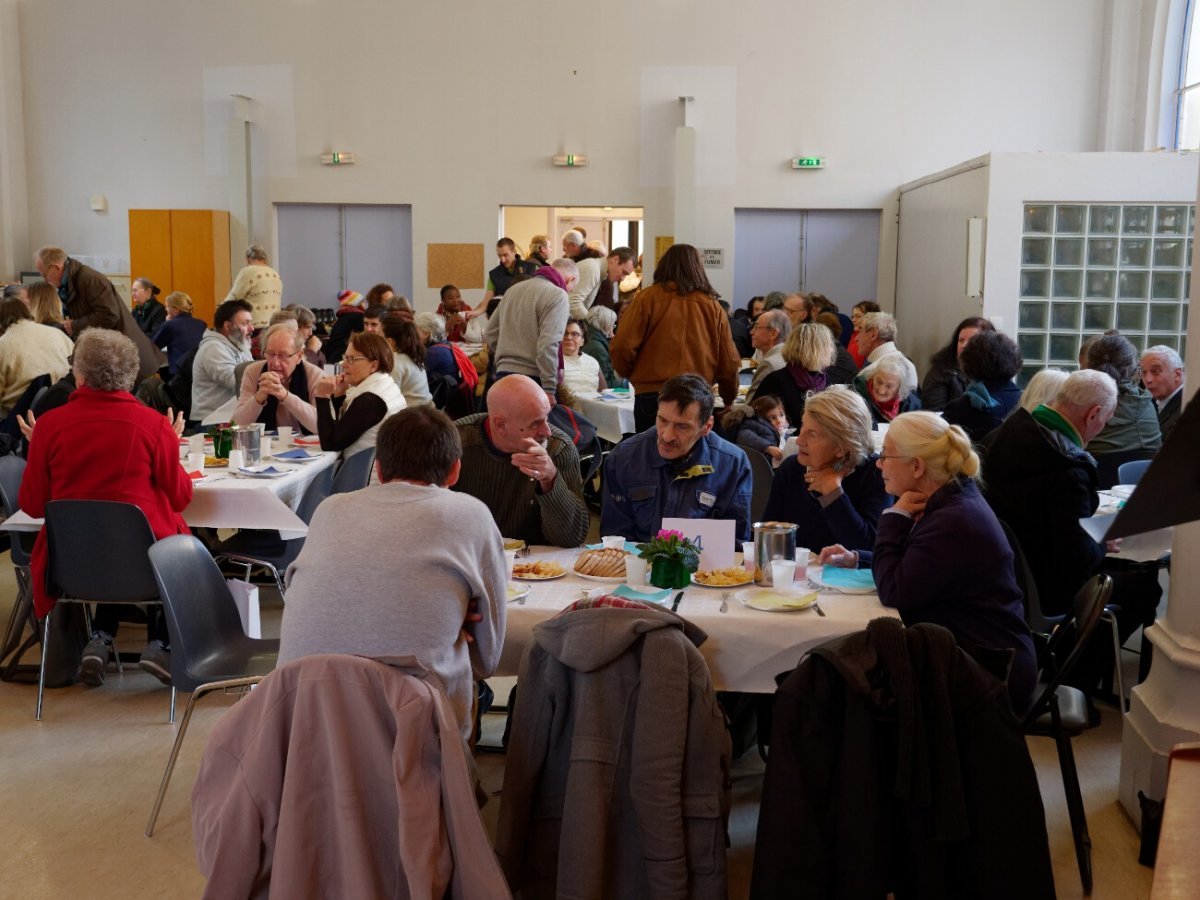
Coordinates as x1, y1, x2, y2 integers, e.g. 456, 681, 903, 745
820, 411, 1036, 712
560, 319, 605, 394
314, 331, 406, 458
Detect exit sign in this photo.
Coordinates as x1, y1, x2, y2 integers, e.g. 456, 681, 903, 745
792, 157, 826, 169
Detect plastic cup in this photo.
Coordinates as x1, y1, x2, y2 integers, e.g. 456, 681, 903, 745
228, 449, 245, 470
742, 541, 756, 574
261, 436, 273, 458
277, 426, 293, 445
601, 535, 625, 550
187, 452, 205, 473
794, 547, 811, 584
503, 549, 516, 578
188, 434, 205, 456
770, 559, 797, 590
625, 555, 648, 586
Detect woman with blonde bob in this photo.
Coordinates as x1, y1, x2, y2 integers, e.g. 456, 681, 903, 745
757, 321, 838, 426
821, 410, 1037, 712
761, 385, 889, 553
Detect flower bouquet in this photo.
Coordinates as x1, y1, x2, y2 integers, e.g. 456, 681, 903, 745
636, 529, 701, 589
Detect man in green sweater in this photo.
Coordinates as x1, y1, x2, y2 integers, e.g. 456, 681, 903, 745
454, 374, 590, 547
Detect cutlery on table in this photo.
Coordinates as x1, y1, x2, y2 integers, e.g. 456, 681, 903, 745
719, 593, 729, 614
671, 591, 684, 613
813, 598, 826, 617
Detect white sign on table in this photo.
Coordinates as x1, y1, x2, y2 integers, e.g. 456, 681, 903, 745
661, 517, 735, 570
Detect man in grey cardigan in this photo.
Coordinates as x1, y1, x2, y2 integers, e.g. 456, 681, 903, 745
485, 258, 578, 404
279, 407, 507, 742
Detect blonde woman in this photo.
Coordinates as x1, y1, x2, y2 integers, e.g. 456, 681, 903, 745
28, 282, 66, 330
153, 291, 206, 376
822, 411, 1036, 712
757, 321, 838, 425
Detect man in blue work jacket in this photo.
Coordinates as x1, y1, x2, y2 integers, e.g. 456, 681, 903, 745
600, 373, 752, 544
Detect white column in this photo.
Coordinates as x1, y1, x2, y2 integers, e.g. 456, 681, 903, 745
0, 0, 30, 278
1119, 154, 1200, 826
227, 94, 254, 271
674, 96, 696, 246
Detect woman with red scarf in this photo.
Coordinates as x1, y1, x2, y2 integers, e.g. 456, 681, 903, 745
854, 353, 920, 426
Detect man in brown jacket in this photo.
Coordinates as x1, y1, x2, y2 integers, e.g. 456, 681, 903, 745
35, 245, 166, 380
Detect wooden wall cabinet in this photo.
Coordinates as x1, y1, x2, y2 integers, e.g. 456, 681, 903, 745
129, 209, 231, 327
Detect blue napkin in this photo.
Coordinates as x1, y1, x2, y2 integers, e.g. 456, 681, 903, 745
585, 541, 641, 553
608, 584, 673, 604
819, 566, 876, 591
274, 448, 315, 460
239, 465, 284, 476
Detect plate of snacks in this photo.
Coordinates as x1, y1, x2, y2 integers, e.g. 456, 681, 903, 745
573, 547, 629, 582
204, 456, 228, 468
692, 567, 755, 588
512, 560, 567, 581
502, 537, 527, 552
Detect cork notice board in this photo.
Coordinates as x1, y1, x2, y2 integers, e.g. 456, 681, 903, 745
653, 235, 675, 271
427, 243, 485, 289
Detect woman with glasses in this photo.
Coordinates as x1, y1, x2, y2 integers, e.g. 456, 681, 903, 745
846, 300, 880, 369
560, 319, 605, 394
314, 331, 406, 458
821, 411, 1036, 712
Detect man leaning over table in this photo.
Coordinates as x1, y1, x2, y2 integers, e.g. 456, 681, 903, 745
453, 374, 590, 548
278, 407, 506, 743
601, 373, 752, 544
232, 322, 322, 434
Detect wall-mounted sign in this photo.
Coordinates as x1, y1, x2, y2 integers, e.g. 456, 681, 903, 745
792, 157, 826, 169
700, 247, 724, 268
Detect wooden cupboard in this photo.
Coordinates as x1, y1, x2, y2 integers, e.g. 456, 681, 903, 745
129, 209, 231, 327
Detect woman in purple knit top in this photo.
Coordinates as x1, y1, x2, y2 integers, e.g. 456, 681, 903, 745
821, 411, 1037, 713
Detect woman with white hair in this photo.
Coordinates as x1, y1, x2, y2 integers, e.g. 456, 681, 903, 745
1018, 368, 1068, 414
822, 411, 1036, 712
757, 322, 839, 426
854, 354, 919, 427
761, 385, 889, 553
581, 305, 624, 388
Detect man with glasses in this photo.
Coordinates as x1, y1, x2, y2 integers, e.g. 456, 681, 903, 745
233, 322, 324, 434
744, 309, 791, 403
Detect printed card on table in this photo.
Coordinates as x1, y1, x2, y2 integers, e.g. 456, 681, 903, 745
661, 518, 736, 570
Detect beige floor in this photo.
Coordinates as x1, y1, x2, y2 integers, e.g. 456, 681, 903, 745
0, 556, 1155, 899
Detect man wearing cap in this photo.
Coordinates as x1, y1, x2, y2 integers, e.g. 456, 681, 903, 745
232, 322, 323, 434
224, 243, 283, 329
324, 289, 365, 364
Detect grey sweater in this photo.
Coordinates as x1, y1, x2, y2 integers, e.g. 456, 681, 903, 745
454, 414, 591, 548
484, 276, 569, 391
280, 481, 507, 741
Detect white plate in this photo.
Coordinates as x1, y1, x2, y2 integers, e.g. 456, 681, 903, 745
512, 568, 567, 582
807, 568, 876, 595
235, 466, 289, 479
691, 571, 755, 589
735, 587, 819, 612
506, 582, 531, 601
575, 571, 626, 583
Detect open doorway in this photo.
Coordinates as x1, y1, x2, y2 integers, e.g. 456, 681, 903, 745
500, 206, 645, 262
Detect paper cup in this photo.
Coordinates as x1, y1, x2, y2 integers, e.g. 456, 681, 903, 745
188, 434, 205, 455
187, 452, 205, 473
228, 449, 245, 470
794, 547, 811, 583
770, 559, 797, 590
625, 555, 648, 586
601, 535, 625, 550
277, 426, 293, 445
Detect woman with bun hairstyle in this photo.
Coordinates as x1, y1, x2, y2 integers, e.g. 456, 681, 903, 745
821, 411, 1036, 712
131, 277, 167, 338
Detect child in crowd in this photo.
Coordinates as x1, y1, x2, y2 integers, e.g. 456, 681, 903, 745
729, 395, 792, 466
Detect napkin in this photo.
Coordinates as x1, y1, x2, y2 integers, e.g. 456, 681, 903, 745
608, 584, 672, 604
819, 566, 876, 591
294, 435, 322, 446
585, 541, 641, 553
273, 448, 316, 460
239, 466, 284, 476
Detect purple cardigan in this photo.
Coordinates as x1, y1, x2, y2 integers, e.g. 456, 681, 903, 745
862, 476, 1037, 711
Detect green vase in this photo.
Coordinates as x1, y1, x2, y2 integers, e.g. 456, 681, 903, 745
649, 557, 692, 590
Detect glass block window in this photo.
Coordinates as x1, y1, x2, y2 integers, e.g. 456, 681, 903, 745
1018, 202, 1191, 387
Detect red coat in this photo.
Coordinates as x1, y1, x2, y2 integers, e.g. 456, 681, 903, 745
19, 386, 192, 618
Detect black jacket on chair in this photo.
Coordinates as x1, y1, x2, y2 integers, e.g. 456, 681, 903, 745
751, 619, 1055, 900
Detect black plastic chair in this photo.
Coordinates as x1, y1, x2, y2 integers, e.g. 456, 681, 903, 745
0, 455, 39, 677
144, 535, 280, 837
214, 464, 334, 598
1023, 573, 1113, 895
1117, 458, 1152, 485
38, 500, 163, 721
330, 448, 375, 495
739, 444, 775, 524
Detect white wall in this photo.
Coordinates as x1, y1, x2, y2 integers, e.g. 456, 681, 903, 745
11, 1, 1124, 309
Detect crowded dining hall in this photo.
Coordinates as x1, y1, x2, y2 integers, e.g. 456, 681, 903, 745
1, 3, 1197, 897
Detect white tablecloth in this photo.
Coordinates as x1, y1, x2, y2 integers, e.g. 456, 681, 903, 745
497, 545, 897, 693
0, 450, 339, 539
574, 392, 636, 443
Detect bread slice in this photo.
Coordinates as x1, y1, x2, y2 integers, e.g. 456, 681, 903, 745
574, 548, 627, 578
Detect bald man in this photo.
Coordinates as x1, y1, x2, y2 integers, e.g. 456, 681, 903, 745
452, 375, 590, 547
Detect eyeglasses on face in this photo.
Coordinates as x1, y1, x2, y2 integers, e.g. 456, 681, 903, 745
342, 354, 370, 364
264, 350, 301, 362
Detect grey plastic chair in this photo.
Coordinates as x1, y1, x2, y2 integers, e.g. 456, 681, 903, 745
1116, 458, 1152, 485
330, 448, 375, 495
144, 535, 280, 837
39, 500, 163, 720
214, 464, 334, 598
739, 445, 775, 524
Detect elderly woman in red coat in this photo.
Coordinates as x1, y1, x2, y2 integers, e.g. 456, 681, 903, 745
19, 328, 191, 687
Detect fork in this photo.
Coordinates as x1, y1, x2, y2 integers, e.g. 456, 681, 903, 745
516, 545, 531, 558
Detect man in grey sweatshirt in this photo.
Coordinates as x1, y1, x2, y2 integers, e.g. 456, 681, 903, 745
279, 406, 508, 742
190, 298, 253, 424
485, 258, 578, 402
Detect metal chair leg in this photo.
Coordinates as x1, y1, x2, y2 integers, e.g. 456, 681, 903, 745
168, 686, 177, 725
145, 676, 261, 837
35, 616, 50, 721
1050, 695, 1093, 893
1102, 609, 1126, 712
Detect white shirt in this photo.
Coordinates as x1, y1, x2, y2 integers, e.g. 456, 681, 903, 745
562, 352, 602, 394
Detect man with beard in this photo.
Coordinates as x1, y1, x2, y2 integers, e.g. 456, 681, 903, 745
452, 374, 589, 547
600, 373, 752, 544
191, 299, 253, 425
232, 322, 324, 434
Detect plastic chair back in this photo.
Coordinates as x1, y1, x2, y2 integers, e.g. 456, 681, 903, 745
998, 518, 1059, 634
740, 445, 775, 523
44, 500, 159, 602
1093, 449, 1154, 490
149, 535, 271, 692
295, 465, 335, 524
1117, 458, 1152, 485
0, 454, 34, 567
330, 449, 375, 495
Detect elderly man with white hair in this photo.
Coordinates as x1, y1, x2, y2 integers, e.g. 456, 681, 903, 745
983, 368, 1162, 704
857, 311, 918, 398
232, 322, 324, 434
1141, 345, 1185, 441
744, 309, 791, 403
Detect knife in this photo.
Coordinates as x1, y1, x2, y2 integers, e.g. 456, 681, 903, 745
671, 590, 684, 613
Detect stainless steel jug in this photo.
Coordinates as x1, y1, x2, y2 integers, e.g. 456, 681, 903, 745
753, 521, 798, 586
230, 425, 262, 465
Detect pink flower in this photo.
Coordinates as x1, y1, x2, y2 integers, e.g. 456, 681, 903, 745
656, 529, 685, 540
